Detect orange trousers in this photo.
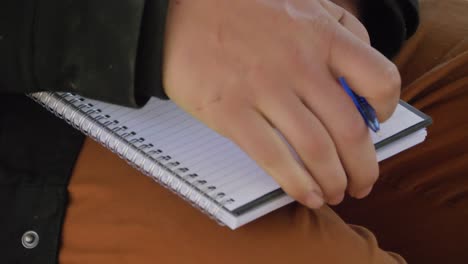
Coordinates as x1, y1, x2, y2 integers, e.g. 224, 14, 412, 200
59, 0, 468, 263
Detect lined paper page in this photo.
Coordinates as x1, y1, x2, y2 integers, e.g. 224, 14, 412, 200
81, 97, 425, 211
370, 104, 424, 143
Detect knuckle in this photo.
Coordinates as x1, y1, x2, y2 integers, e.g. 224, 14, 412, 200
244, 138, 283, 172
289, 188, 313, 206
353, 19, 371, 44
256, 150, 281, 171
339, 114, 369, 143
379, 63, 401, 99
370, 163, 380, 182
302, 136, 334, 159
358, 162, 379, 188
306, 12, 333, 33
324, 176, 347, 199
361, 27, 371, 45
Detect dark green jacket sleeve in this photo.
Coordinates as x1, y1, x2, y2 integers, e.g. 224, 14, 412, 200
0, 1, 168, 107
362, 0, 419, 58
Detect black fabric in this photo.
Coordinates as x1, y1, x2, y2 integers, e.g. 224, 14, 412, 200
136, 0, 170, 100
33, 1, 148, 107
0, 0, 169, 107
361, 0, 419, 59
0, 1, 419, 263
0, 1, 37, 96
0, 95, 84, 264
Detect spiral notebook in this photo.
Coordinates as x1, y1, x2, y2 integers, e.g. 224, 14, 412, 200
30, 92, 431, 229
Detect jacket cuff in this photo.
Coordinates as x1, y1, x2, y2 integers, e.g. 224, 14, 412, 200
33, 1, 149, 107
361, 0, 419, 59
135, 1, 170, 100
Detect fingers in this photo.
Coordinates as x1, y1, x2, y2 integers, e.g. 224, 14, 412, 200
319, 0, 370, 44
257, 88, 348, 205
325, 5, 401, 121
296, 70, 379, 199
326, 0, 361, 17
219, 104, 325, 209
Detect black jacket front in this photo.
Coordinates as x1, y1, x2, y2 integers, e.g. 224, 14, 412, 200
0, 1, 419, 263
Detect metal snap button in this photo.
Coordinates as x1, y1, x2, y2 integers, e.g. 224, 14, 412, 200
22, 231, 39, 249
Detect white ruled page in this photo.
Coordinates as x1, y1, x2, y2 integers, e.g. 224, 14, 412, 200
79, 97, 425, 212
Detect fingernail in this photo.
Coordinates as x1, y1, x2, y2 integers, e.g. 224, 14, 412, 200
329, 193, 345, 205
354, 186, 373, 199
305, 190, 324, 209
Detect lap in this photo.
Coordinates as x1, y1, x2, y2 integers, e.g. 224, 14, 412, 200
335, 0, 468, 262
59, 139, 402, 264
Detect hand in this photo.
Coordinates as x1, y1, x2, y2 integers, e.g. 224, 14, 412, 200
330, 0, 361, 18
163, 0, 401, 208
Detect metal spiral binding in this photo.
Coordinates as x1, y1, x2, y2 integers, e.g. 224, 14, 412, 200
28, 92, 237, 225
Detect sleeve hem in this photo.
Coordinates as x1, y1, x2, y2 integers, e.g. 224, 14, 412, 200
135, 0, 170, 101
33, 1, 148, 107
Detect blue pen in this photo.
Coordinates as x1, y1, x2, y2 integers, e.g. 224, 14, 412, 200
339, 77, 380, 133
